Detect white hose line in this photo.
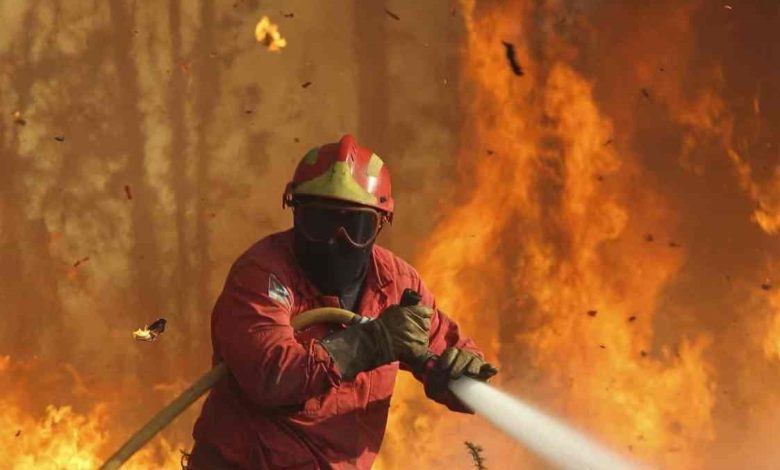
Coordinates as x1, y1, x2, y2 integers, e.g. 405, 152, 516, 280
449, 377, 649, 470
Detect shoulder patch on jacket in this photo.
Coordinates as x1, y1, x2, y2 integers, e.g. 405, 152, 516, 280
268, 273, 292, 309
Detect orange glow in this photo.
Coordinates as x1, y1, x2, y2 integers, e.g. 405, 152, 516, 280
2, 1, 778, 469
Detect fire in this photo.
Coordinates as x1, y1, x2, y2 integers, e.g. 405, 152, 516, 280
132, 327, 155, 342
0, 356, 185, 469
1, 1, 778, 469
254, 16, 286, 52
380, 0, 779, 468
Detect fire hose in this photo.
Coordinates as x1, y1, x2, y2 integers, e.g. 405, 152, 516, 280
98, 306, 361, 470
100, 290, 644, 470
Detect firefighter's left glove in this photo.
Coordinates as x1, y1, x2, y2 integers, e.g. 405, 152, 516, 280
425, 347, 498, 404
319, 304, 432, 381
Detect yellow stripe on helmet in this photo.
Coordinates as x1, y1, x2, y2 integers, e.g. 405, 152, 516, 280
294, 161, 378, 206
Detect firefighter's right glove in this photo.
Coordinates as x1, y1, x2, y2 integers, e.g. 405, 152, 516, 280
319, 304, 432, 381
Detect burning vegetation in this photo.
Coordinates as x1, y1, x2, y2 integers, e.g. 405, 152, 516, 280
1, 0, 779, 469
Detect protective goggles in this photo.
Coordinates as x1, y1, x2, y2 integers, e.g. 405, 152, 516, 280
294, 201, 384, 247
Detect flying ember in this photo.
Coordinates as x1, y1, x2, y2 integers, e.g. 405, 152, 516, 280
254, 16, 286, 52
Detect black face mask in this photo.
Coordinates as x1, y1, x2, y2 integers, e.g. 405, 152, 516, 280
293, 228, 372, 297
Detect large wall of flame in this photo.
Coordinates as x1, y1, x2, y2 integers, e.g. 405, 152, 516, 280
381, 1, 780, 470
0, 1, 462, 466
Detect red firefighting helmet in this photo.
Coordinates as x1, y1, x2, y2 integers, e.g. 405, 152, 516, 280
283, 135, 394, 221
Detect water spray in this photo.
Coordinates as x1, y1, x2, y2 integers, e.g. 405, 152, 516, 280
402, 289, 644, 470
450, 377, 643, 470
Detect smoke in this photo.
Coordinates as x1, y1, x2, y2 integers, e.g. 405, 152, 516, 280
0, 0, 460, 465
2, 0, 779, 468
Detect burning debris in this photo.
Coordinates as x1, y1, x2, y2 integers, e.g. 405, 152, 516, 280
501, 41, 524, 76
73, 256, 90, 268
124, 184, 133, 200
12, 110, 26, 126
133, 318, 167, 342
255, 16, 287, 52
384, 9, 401, 21
282, 12, 294, 18
464, 441, 486, 470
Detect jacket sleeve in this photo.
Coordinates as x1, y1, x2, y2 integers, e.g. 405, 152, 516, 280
401, 274, 484, 413
212, 259, 341, 407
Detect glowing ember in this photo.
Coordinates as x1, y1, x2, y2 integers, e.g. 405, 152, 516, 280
254, 16, 286, 52
132, 318, 167, 342
12, 110, 26, 125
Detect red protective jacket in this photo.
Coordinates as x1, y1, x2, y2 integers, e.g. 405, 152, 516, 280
192, 229, 482, 469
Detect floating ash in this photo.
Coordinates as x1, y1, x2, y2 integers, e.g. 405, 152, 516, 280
501, 41, 524, 76
133, 318, 167, 342
73, 257, 90, 268
123, 184, 133, 200
464, 441, 487, 470
255, 16, 286, 52
384, 9, 401, 21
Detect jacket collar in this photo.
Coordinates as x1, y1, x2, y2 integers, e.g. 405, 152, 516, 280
369, 244, 394, 290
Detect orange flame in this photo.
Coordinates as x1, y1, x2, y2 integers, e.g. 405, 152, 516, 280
380, 1, 730, 468
255, 16, 286, 52
0, 356, 185, 468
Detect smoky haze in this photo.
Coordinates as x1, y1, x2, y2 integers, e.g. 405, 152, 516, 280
0, 0, 461, 465
2, 1, 780, 469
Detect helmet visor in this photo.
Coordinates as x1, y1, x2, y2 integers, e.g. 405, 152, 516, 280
295, 202, 382, 247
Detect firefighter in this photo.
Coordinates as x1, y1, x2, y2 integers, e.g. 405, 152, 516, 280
189, 135, 497, 469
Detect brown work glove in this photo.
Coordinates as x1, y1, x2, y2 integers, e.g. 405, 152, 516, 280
425, 347, 498, 406
320, 304, 432, 380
